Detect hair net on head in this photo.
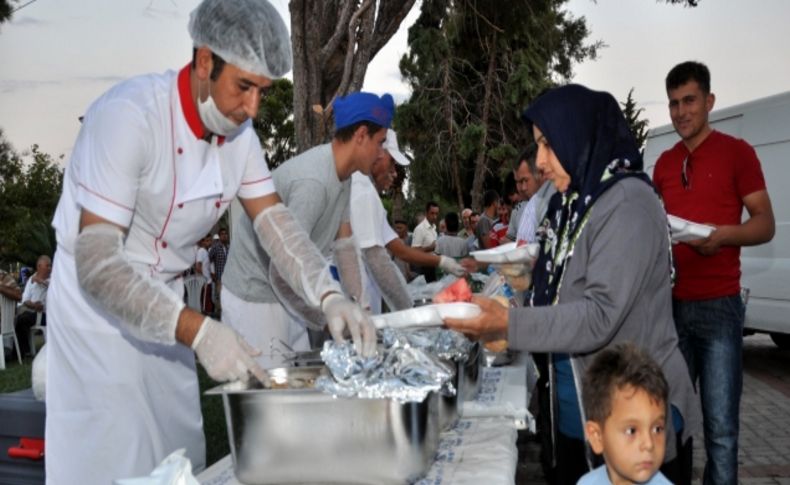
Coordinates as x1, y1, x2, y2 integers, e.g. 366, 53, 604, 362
188, 0, 292, 79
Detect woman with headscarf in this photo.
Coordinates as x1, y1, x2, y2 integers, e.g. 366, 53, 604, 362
445, 84, 700, 484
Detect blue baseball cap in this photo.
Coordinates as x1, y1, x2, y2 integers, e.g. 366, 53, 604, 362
333, 92, 394, 131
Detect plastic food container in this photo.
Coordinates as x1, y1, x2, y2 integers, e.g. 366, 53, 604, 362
371, 302, 481, 329
470, 242, 540, 264
667, 214, 715, 242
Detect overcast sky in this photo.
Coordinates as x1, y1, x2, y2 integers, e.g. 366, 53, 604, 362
2, 0, 790, 162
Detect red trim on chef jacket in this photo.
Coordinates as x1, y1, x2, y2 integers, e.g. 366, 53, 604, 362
78, 182, 135, 212
177, 64, 225, 145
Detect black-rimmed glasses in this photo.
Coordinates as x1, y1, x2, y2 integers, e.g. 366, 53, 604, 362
680, 155, 692, 190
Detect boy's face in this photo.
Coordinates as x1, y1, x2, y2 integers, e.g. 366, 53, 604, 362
585, 386, 667, 485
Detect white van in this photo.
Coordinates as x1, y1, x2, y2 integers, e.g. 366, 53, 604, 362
643, 91, 790, 349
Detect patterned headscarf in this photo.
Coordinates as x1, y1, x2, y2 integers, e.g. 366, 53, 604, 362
522, 84, 653, 307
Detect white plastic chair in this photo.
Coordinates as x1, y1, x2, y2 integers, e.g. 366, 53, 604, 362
29, 311, 46, 357
0, 294, 22, 369
183, 275, 207, 312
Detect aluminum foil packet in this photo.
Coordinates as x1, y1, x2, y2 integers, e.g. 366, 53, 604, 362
316, 331, 458, 402
381, 327, 473, 362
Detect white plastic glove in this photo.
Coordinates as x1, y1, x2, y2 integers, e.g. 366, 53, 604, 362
253, 203, 343, 307
322, 293, 377, 357
75, 223, 184, 344
333, 237, 369, 308
362, 246, 413, 311
438, 255, 466, 277
192, 318, 271, 385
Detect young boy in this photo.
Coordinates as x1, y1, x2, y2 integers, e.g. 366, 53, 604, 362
579, 343, 672, 485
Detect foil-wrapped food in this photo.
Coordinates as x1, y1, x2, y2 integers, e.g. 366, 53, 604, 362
316, 328, 473, 402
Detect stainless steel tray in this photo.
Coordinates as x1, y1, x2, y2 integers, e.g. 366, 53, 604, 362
207, 366, 440, 484
459, 342, 483, 402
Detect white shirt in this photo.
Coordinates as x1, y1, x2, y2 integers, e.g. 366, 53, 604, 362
20, 275, 48, 310
411, 218, 437, 248
196, 247, 211, 280
350, 172, 398, 314
52, 65, 276, 282
350, 172, 398, 249
46, 65, 277, 484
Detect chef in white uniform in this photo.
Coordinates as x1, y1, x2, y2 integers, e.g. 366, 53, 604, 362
45, 1, 376, 483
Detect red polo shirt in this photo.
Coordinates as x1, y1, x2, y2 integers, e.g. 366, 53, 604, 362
653, 130, 766, 300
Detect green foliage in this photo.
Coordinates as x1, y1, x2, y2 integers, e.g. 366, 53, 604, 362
396, 0, 600, 211
620, 88, 650, 151
0, 130, 63, 267
253, 78, 296, 170
1, 0, 15, 25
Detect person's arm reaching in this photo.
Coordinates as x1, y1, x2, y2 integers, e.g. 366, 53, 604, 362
240, 194, 376, 356
333, 222, 369, 308
74, 210, 269, 384
386, 238, 466, 276
362, 245, 413, 311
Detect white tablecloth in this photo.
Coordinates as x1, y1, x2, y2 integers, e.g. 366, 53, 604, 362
198, 353, 536, 485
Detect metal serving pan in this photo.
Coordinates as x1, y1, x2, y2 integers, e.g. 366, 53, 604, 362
207, 366, 440, 485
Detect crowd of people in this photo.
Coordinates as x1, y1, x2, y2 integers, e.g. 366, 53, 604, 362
0, 0, 773, 484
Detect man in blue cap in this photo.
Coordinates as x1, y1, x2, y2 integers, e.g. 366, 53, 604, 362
222, 91, 393, 365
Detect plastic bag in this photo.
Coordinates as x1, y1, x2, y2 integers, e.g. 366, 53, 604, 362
114, 449, 199, 485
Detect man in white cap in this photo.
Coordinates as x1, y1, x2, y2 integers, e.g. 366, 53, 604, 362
45, 1, 372, 482
350, 130, 467, 313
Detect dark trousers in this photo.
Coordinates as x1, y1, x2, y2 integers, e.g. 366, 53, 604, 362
14, 310, 45, 357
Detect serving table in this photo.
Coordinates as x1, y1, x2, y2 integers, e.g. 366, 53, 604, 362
198, 353, 535, 485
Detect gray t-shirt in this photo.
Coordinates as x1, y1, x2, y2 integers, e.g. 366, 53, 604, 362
435, 234, 469, 258
475, 212, 496, 248
222, 143, 351, 303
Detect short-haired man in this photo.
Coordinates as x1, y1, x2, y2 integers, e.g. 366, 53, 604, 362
435, 212, 469, 259
513, 145, 556, 244
411, 200, 441, 282
13, 255, 51, 359
44, 1, 372, 481
222, 91, 389, 364
458, 208, 474, 239
653, 60, 775, 485
476, 190, 500, 249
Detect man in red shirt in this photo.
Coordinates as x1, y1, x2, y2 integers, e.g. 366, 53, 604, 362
653, 61, 775, 485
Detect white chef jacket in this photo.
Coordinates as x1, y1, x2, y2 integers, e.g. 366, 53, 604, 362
350, 172, 398, 314
46, 64, 275, 484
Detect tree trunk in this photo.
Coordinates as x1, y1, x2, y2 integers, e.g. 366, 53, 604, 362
443, 54, 464, 212
290, 0, 416, 153
470, 32, 497, 212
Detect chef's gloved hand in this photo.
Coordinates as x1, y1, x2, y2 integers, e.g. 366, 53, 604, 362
322, 293, 376, 357
192, 318, 271, 386
439, 255, 466, 277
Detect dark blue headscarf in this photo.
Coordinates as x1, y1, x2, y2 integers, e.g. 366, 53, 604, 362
522, 84, 652, 307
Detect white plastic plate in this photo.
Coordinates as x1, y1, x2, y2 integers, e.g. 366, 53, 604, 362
372, 303, 482, 329
667, 215, 715, 243
470, 242, 540, 264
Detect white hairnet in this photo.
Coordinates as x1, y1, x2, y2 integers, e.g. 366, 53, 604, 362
188, 0, 292, 79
